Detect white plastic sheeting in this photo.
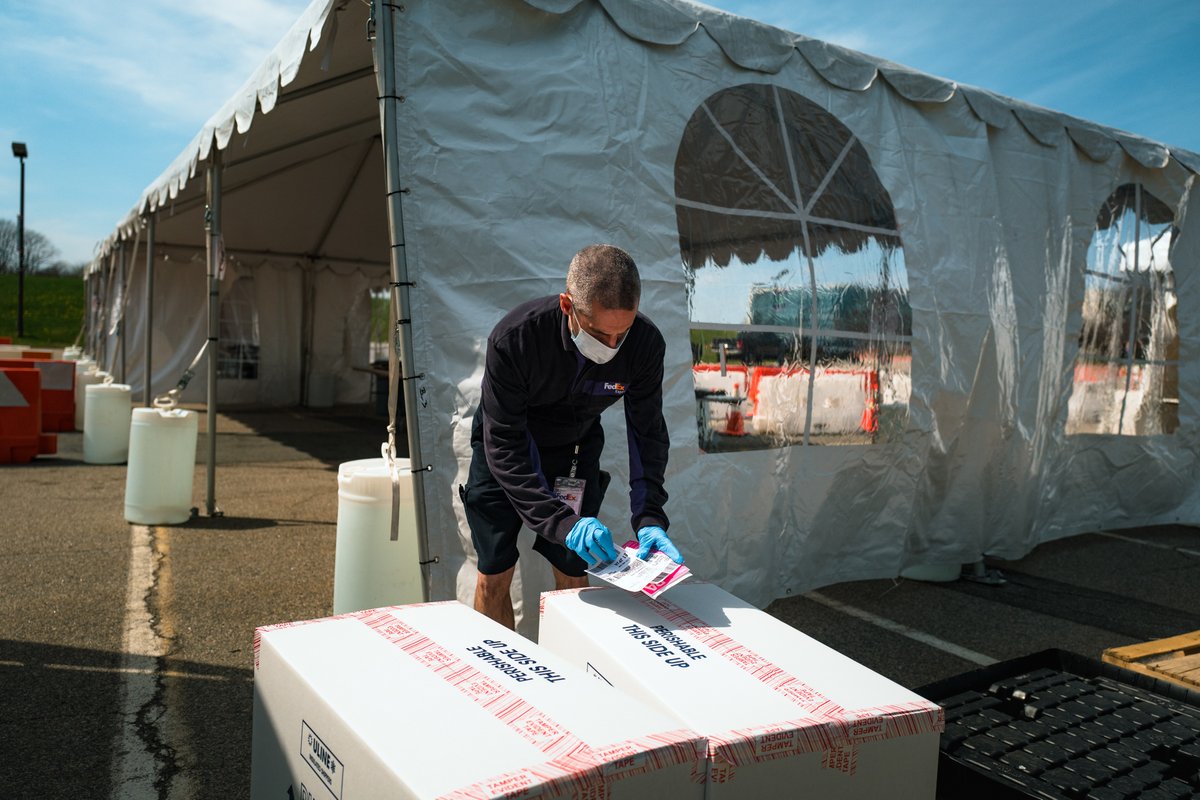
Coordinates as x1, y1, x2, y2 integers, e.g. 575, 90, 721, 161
93, 249, 376, 407
93, 0, 1200, 632
391, 0, 1200, 623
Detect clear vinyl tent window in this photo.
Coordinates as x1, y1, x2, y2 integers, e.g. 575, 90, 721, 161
1066, 184, 1179, 436
369, 287, 390, 363
217, 276, 260, 380
674, 83, 911, 453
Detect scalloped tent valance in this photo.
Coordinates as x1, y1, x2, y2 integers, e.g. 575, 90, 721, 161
96, 0, 1199, 265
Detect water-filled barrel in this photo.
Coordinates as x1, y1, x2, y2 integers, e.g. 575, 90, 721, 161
75, 365, 107, 431
125, 406, 198, 524
83, 381, 132, 464
333, 456, 421, 614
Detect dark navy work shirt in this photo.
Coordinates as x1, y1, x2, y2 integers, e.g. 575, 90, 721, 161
479, 295, 670, 545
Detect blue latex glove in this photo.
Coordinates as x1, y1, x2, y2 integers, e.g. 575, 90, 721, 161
566, 517, 619, 567
636, 526, 683, 564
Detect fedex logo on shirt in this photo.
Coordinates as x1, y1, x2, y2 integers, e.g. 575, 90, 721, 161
582, 380, 627, 396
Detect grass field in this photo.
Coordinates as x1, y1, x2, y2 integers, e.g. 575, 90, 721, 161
0, 273, 86, 347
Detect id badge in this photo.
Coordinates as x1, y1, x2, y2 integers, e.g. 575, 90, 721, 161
552, 476, 586, 515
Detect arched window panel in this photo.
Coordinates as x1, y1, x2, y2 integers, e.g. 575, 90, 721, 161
677, 84, 911, 453
1067, 183, 1178, 436
369, 287, 390, 363
218, 276, 260, 380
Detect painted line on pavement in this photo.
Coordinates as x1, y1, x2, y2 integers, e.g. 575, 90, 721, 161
1097, 531, 1200, 558
110, 525, 197, 800
111, 523, 163, 800
46, 662, 245, 681
806, 590, 998, 667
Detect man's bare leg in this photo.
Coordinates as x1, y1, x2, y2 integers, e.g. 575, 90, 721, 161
475, 565, 516, 630
551, 565, 589, 591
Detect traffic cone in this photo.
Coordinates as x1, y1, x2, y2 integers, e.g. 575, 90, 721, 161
724, 383, 746, 436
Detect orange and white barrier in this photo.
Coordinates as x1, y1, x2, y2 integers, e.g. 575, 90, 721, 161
691, 363, 748, 397
0, 359, 76, 432
751, 368, 877, 436
0, 368, 55, 463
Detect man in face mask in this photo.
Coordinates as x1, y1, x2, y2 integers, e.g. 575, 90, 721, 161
460, 244, 683, 629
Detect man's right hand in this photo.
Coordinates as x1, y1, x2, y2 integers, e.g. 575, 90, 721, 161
566, 517, 618, 567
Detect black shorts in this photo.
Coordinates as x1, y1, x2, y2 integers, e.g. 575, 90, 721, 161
460, 410, 610, 578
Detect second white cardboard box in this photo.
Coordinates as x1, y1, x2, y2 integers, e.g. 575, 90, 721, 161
251, 601, 706, 799
538, 583, 944, 798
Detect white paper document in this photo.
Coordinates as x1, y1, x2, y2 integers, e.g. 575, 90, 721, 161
586, 541, 691, 598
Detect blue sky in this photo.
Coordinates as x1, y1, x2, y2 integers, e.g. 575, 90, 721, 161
1, 0, 1197, 265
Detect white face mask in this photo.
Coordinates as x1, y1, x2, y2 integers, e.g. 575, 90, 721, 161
570, 310, 623, 364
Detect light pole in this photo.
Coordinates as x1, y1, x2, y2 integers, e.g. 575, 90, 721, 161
11, 142, 27, 338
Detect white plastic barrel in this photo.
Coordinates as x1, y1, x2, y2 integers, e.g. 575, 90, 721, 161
124, 407, 199, 524
62, 346, 83, 361
333, 456, 421, 614
75, 365, 107, 431
83, 381, 133, 464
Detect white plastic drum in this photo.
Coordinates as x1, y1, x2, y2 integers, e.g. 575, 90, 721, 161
83, 381, 132, 464
125, 407, 199, 524
75, 365, 107, 431
333, 456, 421, 614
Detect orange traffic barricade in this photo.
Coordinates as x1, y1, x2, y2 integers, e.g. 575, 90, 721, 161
0, 367, 44, 463
20, 350, 53, 360
0, 359, 75, 432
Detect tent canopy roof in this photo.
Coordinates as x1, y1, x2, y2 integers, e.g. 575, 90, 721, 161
95, 0, 1200, 265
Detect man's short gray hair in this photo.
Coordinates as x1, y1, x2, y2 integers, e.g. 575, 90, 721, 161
566, 244, 641, 315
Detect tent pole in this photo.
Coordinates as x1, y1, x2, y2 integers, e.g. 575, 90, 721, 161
83, 271, 91, 358
143, 213, 156, 407
204, 148, 224, 517
87, 269, 94, 359
101, 251, 113, 372
373, 0, 435, 601
300, 262, 314, 405
118, 240, 127, 384
96, 261, 106, 364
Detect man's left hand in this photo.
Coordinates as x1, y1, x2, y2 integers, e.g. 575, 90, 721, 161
636, 526, 683, 564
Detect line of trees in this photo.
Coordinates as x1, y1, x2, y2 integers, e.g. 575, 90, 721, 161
0, 218, 87, 276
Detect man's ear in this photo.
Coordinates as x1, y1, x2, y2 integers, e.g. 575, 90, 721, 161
558, 293, 572, 315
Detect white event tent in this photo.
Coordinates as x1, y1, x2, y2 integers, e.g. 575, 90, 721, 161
89, 0, 1200, 628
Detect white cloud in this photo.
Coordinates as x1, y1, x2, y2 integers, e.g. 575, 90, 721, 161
2, 0, 309, 129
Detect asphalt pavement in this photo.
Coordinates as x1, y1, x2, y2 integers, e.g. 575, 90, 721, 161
2, 404, 1198, 798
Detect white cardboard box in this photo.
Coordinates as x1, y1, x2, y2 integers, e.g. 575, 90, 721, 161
251, 601, 706, 799
538, 584, 944, 798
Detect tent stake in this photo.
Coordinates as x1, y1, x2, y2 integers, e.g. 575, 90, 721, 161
373, 0, 434, 601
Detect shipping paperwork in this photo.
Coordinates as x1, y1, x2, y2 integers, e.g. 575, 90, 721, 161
539, 584, 945, 798
251, 601, 706, 799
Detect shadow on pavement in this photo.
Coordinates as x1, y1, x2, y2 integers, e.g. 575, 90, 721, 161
212, 404, 404, 468
1, 639, 253, 799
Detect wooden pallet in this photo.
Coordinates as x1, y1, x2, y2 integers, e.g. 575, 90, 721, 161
1102, 630, 1200, 692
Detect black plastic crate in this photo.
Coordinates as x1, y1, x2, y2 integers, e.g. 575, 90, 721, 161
916, 649, 1200, 799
